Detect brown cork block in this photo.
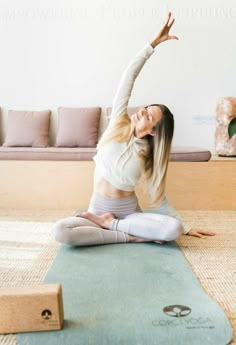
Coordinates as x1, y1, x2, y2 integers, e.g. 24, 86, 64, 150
0, 284, 64, 334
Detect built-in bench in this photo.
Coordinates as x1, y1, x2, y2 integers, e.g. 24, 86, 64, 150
0, 154, 235, 211
1, 105, 234, 211
0, 106, 211, 161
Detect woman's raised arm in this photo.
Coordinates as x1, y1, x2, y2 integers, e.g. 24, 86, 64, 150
109, 43, 155, 121
110, 12, 178, 122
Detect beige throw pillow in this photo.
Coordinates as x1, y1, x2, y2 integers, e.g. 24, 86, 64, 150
3, 110, 51, 147
55, 107, 101, 147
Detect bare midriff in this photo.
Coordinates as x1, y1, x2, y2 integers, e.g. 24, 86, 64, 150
94, 172, 135, 199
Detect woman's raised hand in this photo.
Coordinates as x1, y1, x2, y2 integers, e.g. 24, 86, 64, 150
150, 12, 178, 48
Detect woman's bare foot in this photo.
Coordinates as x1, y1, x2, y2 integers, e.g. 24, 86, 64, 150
77, 211, 115, 229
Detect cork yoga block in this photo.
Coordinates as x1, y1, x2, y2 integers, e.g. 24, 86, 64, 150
215, 97, 236, 156
0, 284, 64, 334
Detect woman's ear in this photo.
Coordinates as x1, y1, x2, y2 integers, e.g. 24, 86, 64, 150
149, 129, 156, 136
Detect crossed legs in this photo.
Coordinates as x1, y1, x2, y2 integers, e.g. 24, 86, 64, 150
52, 211, 183, 246
79, 211, 183, 241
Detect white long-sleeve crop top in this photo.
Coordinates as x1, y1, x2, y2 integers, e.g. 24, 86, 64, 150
94, 43, 153, 191
94, 136, 148, 192
93, 43, 191, 234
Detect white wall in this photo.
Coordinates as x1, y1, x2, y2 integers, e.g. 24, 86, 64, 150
0, 0, 235, 151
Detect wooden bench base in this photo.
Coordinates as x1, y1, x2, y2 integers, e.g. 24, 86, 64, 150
0, 156, 235, 210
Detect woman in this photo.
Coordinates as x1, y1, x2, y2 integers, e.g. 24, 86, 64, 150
52, 12, 215, 246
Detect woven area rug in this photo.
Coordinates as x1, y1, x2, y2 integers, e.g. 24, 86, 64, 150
0, 221, 60, 345
0, 211, 235, 344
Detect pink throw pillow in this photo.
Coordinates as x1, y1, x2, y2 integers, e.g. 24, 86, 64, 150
55, 107, 101, 147
3, 110, 51, 147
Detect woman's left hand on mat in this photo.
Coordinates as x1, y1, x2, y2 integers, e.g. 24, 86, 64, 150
187, 228, 216, 238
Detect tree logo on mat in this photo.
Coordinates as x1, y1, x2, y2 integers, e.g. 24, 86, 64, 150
152, 304, 215, 329
41, 309, 52, 320
163, 305, 191, 318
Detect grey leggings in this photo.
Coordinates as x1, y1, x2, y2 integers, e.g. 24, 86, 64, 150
52, 193, 183, 246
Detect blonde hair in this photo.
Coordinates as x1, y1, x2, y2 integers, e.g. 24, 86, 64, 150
97, 104, 174, 206
97, 114, 135, 149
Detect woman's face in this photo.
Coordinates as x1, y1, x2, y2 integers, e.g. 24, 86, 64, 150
131, 105, 163, 138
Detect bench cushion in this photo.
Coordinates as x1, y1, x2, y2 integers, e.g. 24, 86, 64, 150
170, 147, 211, 162
0, 146, 211, 161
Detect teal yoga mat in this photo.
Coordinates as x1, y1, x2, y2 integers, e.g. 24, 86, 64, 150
17, 242, 233, 345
